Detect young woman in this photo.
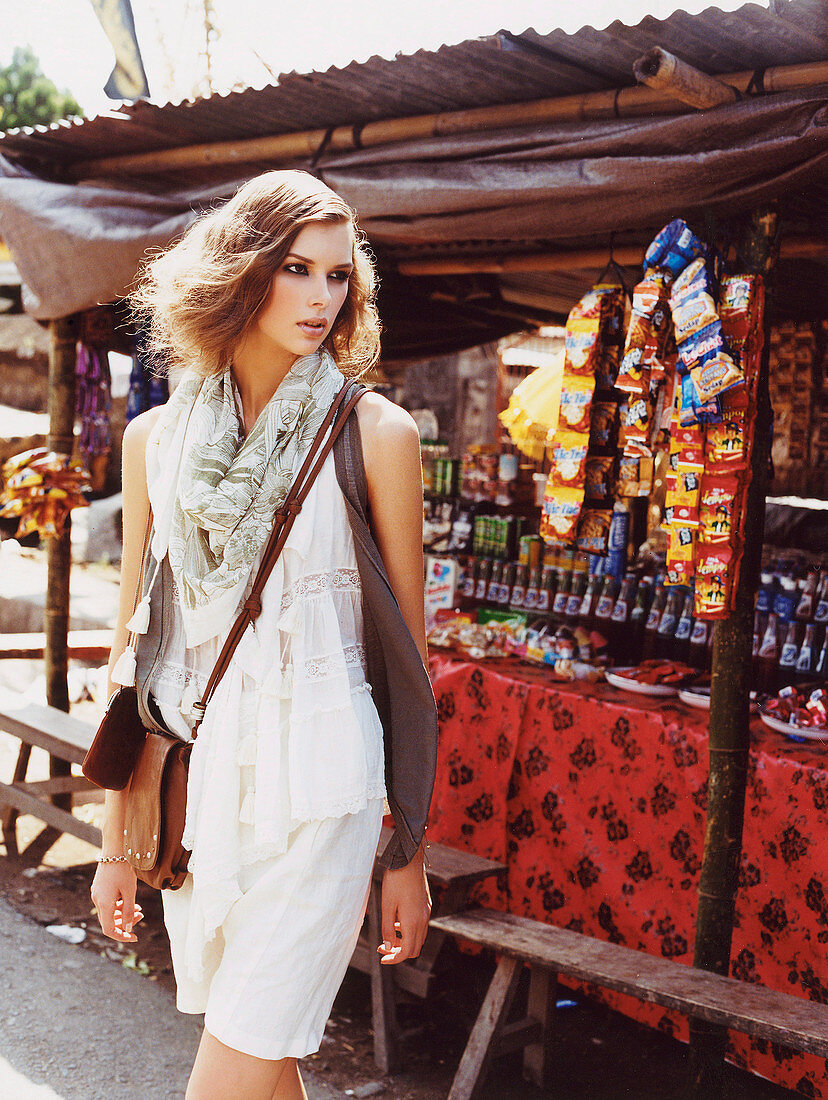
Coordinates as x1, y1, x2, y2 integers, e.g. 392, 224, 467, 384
90, 170, 437, 1099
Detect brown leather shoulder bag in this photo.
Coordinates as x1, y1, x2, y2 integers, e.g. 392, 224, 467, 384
85, 381, 365, 890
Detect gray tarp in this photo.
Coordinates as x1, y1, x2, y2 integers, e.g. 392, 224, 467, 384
1, 86, 825, 319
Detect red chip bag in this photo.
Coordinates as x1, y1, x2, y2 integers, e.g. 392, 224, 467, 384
695, 542, 733, 619
699, 474, 740, 545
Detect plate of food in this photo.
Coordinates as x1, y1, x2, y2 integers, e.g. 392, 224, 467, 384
759, 685, 828, 742
678, 685, 711, 709
605, 660, 697, 697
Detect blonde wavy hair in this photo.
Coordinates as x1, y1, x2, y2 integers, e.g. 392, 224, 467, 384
130, 170, 381, 377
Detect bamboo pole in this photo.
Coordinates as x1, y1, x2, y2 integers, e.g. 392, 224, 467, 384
396, 236, 822, 276
633, 48, 739, 109
687, 208, 777, 1096
69, 59, 828, 182
46, 316, 79, 811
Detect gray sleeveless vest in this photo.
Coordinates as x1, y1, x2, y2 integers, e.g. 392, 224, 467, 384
135, 382, 438, 870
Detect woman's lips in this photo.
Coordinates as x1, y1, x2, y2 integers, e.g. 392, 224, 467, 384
297, 321, 326, 337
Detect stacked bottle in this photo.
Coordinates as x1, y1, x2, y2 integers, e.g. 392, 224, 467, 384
752, 563, 828, 695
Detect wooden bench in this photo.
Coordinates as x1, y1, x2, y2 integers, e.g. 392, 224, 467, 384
0, 687, 101, 855
0, 630, 113, 662
350, 825, 506, 1073
431, 908, 828, 1100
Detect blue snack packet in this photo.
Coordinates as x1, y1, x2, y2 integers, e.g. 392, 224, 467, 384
645, 219, 707, 277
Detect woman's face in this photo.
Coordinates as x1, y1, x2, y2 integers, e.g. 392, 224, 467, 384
254, 220, 354, 358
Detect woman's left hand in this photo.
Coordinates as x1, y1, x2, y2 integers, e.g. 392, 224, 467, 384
377, 852, 432, 964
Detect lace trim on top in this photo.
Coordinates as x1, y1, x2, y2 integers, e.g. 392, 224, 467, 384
279, 568, 360, 614
303, 644, 366, 681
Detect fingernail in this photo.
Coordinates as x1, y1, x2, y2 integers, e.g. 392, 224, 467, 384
125, 923, 132, 933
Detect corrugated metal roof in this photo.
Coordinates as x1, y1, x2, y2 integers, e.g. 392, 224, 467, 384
1, 0, 826, 172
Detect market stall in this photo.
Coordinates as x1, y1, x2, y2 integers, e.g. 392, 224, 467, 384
420, 212, 827, 1096
425, 653, 827, 1095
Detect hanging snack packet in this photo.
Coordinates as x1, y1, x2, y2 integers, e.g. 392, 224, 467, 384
589, 400, 618, 452
564, 290, 604, 376
616, 455, 640, 497
548, 432, 590, 488
565, 317, 602, 376
720, 274, 763, 344
678, 320, 726, 370
540, 484, 584, 544
632, 273, 667, 317
672, 292, 720, 344
623, 396, 650, 444
669, 257, 710, 310
698, 474, 739, 544
575, 508, 613, 554
584, 455, 614, 503
665, 469, 701, 527
689, 350, 743, 402
680, 373, 722, 427
665, 525, 696, 585
694, 543, 733, 619
558, 376, 595, 433
645, 219, 706, 277
617, 315, 649, 393
670, 427, 705, 473
705, 412, 746, 470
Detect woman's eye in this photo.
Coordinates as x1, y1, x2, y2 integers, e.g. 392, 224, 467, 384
329, 271, 350, 282
285, 263, 307, 275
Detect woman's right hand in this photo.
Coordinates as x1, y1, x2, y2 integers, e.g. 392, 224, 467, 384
91, 862, 144, 943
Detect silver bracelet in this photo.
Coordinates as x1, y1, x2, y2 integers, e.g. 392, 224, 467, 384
97, 854, 129, 864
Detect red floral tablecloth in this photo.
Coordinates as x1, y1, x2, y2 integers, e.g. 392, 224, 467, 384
427, 653, 828, 1097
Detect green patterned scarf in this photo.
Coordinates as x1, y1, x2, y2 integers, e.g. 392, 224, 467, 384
147, 349, 344, 647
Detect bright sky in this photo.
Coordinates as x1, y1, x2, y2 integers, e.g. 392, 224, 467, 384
2, 0, 754, 117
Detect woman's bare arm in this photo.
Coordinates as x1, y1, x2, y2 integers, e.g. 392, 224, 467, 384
356, 392, 432, 964
356, 393, 427, 662
90, 405, 161, 943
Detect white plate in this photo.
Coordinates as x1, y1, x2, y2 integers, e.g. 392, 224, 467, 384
759, 710, 828, 742
605, 669, 677, 697
678, 687, 710, 710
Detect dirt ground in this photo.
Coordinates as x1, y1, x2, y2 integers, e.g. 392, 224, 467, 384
0, 656, 798, 1099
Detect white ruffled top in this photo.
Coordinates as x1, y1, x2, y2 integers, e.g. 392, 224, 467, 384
144, 438, 387, 982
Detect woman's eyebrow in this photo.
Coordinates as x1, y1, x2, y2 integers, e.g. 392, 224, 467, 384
286, 252, 353, 270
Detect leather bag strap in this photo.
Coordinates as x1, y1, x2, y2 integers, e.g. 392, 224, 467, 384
189, 380, 366, 736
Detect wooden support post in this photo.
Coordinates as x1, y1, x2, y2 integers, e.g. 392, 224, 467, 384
448, 955, 523, 1100
368, 879, 400, 1073
523, 965, 558, 1089
688, 208, 778, 1096
45, 316, 79, 811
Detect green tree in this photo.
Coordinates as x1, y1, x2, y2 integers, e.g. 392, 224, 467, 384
0, 47, 83, 132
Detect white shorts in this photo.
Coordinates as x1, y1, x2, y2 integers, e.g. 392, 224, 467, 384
161, 797, 384, 1060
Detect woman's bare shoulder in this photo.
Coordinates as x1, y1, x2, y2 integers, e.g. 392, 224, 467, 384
122, 405, 164, 448
121, 406, 164, 492
355, 390, 419, 451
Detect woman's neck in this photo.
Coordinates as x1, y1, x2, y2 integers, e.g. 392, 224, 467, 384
230, 330, 299, 435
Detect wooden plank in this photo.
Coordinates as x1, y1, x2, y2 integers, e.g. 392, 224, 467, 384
0, 780, 101, 846
431, 911, 828, 1057
16, 776, 98, 796
0, 630, 113, 661
524, 966, 558, 1088
374, 826, 505, 888
447, 955, 522, 1100
0, 687, 95, 760
368, 880, 399, 1073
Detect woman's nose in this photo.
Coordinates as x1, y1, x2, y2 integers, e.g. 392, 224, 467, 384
309, 278, 331, 308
